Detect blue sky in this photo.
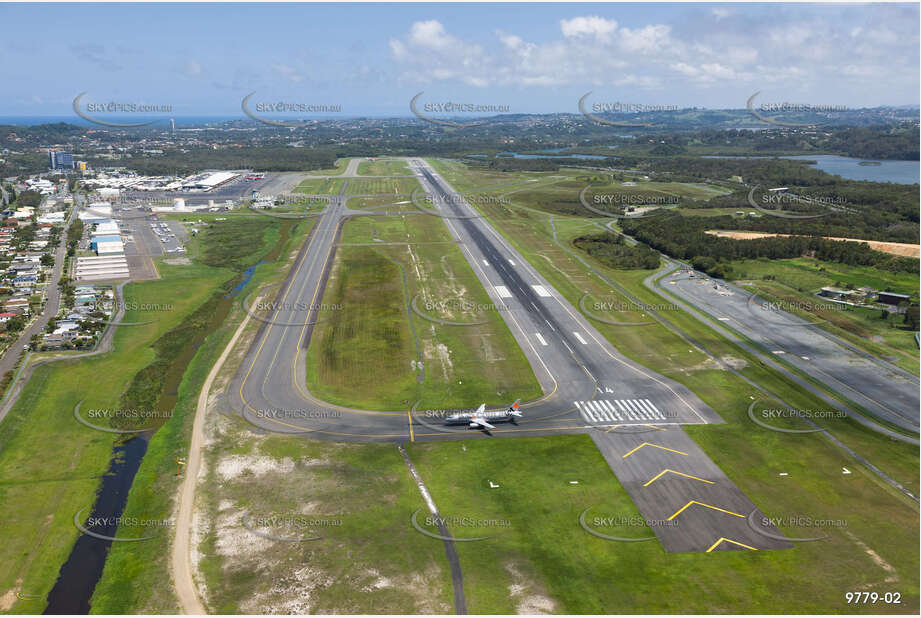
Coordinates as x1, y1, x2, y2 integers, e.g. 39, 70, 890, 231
1, 2, 918, 118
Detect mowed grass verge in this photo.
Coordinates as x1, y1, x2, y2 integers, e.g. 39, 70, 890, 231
356, 159, 411, 176
306, 214, 541, 411
409, 434, 918, 613
293, 177, 346, 195
419, 158, 919, 612
88, 215, 317, 614
0, 265, 225, 613
725, 257, 919, 372
344, 177, 422, 196
0, 214, 303, 614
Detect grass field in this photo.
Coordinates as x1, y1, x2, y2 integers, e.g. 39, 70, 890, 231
408, 434, 918, 613
196, 420, 452, 613
419, 159, 918, 610
307, 158, 350, 176
346, 196, 416, 213
0, 214, 304, 614
344, 177, 422, 196
429, 161, 731, 220
356, 159, 411, 176
87, 215, 317, 614
306, 214, 541, 411
293, 177, 346, 195
448, 170, 920, 493
721, 257, 918, 373
0, 259, 225, 612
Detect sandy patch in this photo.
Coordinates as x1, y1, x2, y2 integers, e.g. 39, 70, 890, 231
705, 231, 920, 258
241, 565, 333, 615
845, 531, 898, 585
215, 455, 296, 480
505, 562, 557, 614
0, 580, 21, 611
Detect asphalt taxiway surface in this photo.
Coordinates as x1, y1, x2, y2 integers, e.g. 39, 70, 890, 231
224, 159, 721, 442
659, 268, 919, 434
221, 158, 788, 552
590, 429, 792, 553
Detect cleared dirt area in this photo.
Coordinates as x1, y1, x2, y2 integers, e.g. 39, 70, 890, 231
705, 230, 920, 258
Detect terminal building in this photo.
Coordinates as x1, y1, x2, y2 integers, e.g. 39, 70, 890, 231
180, 171, 239, 192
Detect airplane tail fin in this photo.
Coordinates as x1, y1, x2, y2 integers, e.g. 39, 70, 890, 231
507, 398, 522, 416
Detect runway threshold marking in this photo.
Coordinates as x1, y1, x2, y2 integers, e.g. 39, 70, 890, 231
643, 469, 714, 487
622, 442, 689, 459
532, 285, 552, 297
495, 285, 513, 298
667, 500, 745, 521
705, 537, 758, 552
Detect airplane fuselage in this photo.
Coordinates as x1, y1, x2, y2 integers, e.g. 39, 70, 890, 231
444, 410, 517, 426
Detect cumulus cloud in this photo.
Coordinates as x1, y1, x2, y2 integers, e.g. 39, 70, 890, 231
560, 16, 617, 39
385, 10, 918, 102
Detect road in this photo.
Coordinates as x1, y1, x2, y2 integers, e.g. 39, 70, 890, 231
223, 159, 720, 441
0, 193, 80, 418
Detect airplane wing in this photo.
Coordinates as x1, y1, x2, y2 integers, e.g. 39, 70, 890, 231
469, 417, 495, 430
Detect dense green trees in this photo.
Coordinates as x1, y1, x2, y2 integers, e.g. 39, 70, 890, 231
572, 232, 661, 270
621, 214, 918, 275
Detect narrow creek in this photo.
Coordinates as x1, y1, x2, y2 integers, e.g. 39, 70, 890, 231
42, 219, 292, 614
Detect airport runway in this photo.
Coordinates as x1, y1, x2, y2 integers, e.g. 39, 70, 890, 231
220, 158, 789, 552
224, 159, 721, 442
660, 268, 919, 433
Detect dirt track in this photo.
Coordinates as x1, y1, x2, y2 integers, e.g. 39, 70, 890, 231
705, 230, 920, 258
171, 302, 257, 614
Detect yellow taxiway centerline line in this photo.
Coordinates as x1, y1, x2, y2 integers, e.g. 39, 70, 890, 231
706, 537, 758, 552
622, 442, 689, 459
667, 500, 745, 521
643, 468, 714, 487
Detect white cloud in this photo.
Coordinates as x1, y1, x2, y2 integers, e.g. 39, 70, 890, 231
184, 60, 202, 78
618, 24, 671, 54
408, 20, 450, 49
385, 10, 918, 102
273, 64, 303, 83
560, 16, 617, 39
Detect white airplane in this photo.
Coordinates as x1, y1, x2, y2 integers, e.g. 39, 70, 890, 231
445, 399, 522, 430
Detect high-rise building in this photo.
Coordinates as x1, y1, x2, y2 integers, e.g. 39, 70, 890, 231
48, 151, 75, 170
